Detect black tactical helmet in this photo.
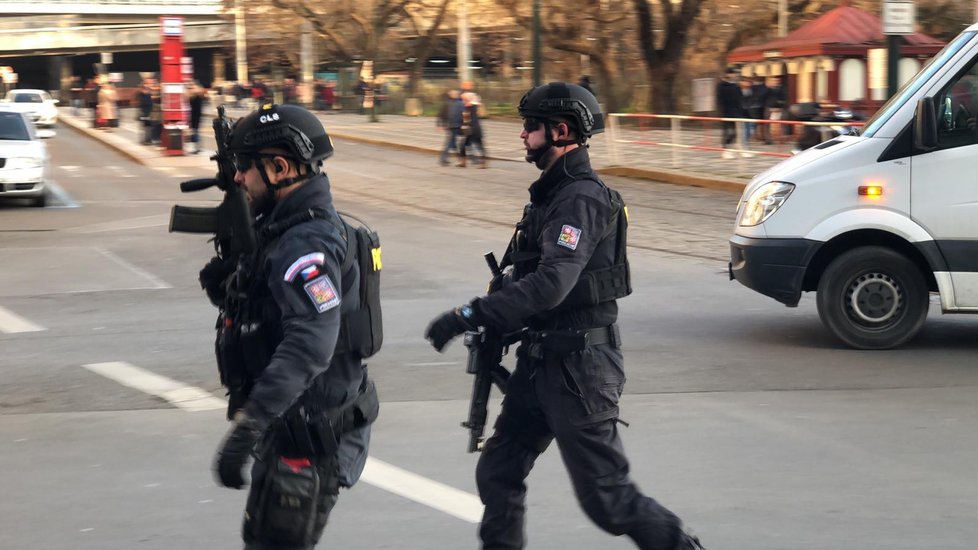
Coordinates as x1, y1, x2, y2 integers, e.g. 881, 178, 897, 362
518, 82, 604, 137
227, 103, 334, 164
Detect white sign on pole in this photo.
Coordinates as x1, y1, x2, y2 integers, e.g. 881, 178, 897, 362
162, 17, 183, 37
101, 52, 113, 65
868, 48, 889, 100
883, 0, 915, 35
691, 78, 716, 112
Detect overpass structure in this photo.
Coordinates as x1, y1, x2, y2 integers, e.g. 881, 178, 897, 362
0, 0, 232, 93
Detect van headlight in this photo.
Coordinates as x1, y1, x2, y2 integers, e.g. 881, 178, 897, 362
738, 181, 795, 226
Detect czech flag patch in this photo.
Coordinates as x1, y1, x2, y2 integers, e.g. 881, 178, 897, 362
303, 275, 341, 313
557, 225, 582, 250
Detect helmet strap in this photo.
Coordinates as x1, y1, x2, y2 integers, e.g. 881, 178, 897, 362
258, 161, 312, 194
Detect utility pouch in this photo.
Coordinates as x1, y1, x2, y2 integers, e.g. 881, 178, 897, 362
253, 456, 320, 548
307, 378, 380, 456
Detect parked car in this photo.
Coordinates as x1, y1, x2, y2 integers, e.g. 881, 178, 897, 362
0, 108, 52, 207
1, 89, 59, 127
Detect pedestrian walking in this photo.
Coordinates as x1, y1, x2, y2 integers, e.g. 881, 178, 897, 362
187, 82, 205, 154
198, 103, 378, 550
458, 92, 487, 168
96, 81, 118, 130
716, 67, 743, 159
437, 89, 464, 166
136, 81, 154, 145
424, 82, 705, 550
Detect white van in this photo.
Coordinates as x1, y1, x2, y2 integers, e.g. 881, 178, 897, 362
729, 25, 978, 350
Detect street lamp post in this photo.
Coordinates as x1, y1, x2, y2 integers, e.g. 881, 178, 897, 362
532, 0, 541, 86
234, 0, 247, 84
457, 0, 471, 84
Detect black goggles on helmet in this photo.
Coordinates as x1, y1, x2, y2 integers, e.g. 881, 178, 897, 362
232, 153, 283, 173
522, 117, 546, 132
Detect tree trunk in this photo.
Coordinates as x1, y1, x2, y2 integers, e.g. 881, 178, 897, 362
592, 54, 620, 114
648, 62, 679, 114
407, 0, 451, 97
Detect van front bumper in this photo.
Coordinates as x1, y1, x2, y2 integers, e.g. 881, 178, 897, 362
728, 235, 821, 307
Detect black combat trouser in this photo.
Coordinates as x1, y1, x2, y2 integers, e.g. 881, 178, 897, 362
242, 426, 340, 550
476, 342, 683, 550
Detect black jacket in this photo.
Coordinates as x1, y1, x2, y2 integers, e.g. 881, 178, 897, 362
474, 147, 619, 332
716, 79, 744, 118
237, 174, 368, 485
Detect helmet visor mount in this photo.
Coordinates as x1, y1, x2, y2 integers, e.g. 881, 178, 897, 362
242, 123, 315, 162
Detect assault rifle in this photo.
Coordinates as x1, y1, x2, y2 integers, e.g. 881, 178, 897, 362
168, 105, 256, 260
461, 252, 516, 453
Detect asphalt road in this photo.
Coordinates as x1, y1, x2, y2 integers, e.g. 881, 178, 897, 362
0, 124, 976, 550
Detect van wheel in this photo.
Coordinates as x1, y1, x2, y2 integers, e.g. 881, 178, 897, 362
816, 246, 929, 350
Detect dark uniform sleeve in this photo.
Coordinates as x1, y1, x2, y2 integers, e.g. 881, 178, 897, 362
244, 227, 345, 427
475, 179, 614, 331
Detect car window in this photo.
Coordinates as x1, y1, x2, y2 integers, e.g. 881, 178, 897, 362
13, 93, 43, 104
934, 59, 978, 150
0, 112, 30, 140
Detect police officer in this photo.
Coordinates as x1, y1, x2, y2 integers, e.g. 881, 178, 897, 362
424, 83, 704, 550
201, 103, 378, 550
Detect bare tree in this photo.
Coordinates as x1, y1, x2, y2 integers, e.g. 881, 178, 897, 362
632, 0, 702, 114
494, 0, 629, 113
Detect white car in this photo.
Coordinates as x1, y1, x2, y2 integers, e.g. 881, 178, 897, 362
2, 89, 59, 127
0, 109, 51, 207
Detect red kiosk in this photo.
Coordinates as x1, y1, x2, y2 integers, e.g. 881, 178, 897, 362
160, 16, 187, 156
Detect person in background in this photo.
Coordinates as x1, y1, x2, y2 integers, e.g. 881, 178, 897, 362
188, 82, 206, 154
136, 80, 154, 145
437, 89, 464, 167
458, 91, 487, 168
716, 67, 742, 159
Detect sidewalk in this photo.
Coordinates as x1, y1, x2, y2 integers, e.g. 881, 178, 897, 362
57, 107, 787, 191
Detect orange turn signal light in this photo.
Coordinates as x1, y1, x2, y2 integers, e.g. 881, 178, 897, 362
858, 185, 883, 196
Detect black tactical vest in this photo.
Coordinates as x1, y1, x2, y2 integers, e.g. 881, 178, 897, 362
505, 176, 631, 310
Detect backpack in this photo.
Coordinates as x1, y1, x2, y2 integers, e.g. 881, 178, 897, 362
336, 212, 383, 358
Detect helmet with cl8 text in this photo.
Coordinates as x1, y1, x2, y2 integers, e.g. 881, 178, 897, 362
518, 82, 604, 140
227, 103, 334, 167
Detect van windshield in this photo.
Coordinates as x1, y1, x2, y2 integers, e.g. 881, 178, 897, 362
862, 31, 976, 137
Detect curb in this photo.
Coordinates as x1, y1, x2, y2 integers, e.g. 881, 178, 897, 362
59, 109, 749, 192
58, 113, 158, 167
597, 166, 746, 193
326, 131, 521, 164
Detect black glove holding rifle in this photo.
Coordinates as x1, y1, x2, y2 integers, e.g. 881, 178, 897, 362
424, 253, 514, 452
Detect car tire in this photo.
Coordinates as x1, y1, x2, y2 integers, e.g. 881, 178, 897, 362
31, 193, 47, 208
816, 246, 929, 350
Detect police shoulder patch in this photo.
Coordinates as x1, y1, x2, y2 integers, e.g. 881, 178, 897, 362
303, 274, 341, 313
284, 252, 326, 282
557, 225, 582, 250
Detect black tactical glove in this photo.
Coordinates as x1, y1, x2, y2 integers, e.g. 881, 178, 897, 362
425, 305, 477, 352
199, 255, 236, 307
213, 412, 264, 489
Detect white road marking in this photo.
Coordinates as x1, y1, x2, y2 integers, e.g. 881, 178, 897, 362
85, 361, 485, 523
360, 457, 483, 523
83, 362, 226, 412
68, 215, 170, 234
0, 305, 45, 333
107, 165, 137, 178
95, 247, 171, 289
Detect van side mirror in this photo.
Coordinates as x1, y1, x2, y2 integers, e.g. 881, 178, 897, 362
914, 97, 938, 151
